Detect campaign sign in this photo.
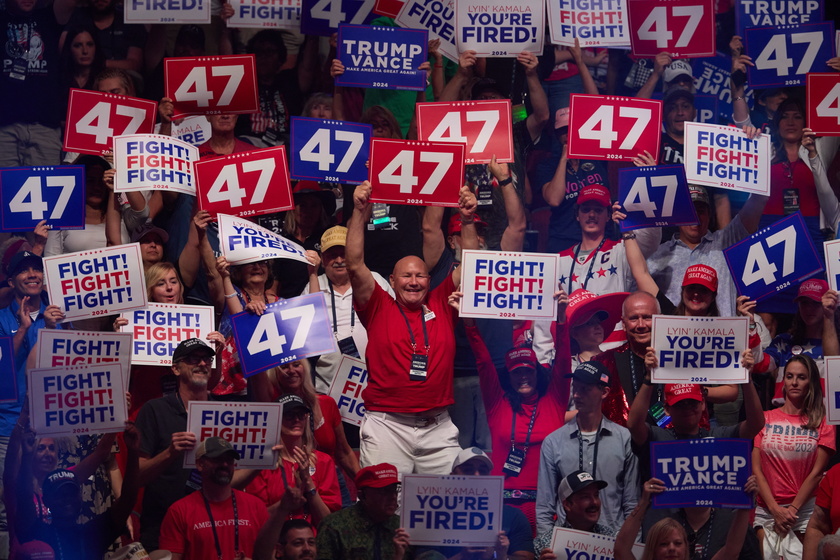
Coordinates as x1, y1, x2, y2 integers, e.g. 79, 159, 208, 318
547, 0, 629, 47
125, 0, 211, 23
0, 166, 85, 232
36, 331, 132, 386
567, 94, 662, 161
229, 0, 301, 28
455, 0, 544, 57
807, 73, 840, 137
651, 315, 749, 384
195, 146, 293, 219
650, 438, 752, 509
617, 165, 697, 231
43, 243, 148, 321
416, 100, 513, 164
627, 0, 715, 58
336, 25, 428, 91
231, 293, 338, 377
300, 0, 377, 36
724, 212, 823, 302
745, 23, 835, 88
0, 337, 16, 403
401, 474, 504, 546
825, 238, 840, 292
327, 355, 368, 426
459, 250, 561, 320
374, 0, 403, 17
165, 55, 259, 119
184, 401, 283, 468
114, 134, 199, 195
692, 93, 718, 124
369, 139, 465, 207
683, 122, 770, 196
693, 53, 755, 123
29, 363, 128, 437
396, 0, 458, 62
290, 118, 371, 184
736, 0, 823, 38
217, 213, 311, 265
168, 116, 212, 147
549, 528, 645, 560
120, 303, 216, 366
824, 356, 840, 424
63, 89, 157, 155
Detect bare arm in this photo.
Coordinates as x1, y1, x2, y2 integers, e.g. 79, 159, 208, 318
452, 186, 479, 288
542, 146, 568, 207
636, 52, 671, 99
439, 51, 476, 102
570, 39, 599, 96
710, 476, 758, 560
74, 432, 117, 481
489, 157, 526, 252
628, 352, 655, 446
109, 424, 142, 529
704, 384, 738, 404
421, 206, 446, 272
519, 51, 549, 142
616, 480, 661, 560
137, 431, 196, 486
736, 193, 769, 234
803, 504, 831, 560
622, 225, 659, 296
822, 290, 839, 356
737, 353, 764, 440
346, 182, 377, 309
253, 486, 306, 560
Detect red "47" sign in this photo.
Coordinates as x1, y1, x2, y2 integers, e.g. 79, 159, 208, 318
164, 55, 259, 119
63, 89, 157, 155
567, 94, 662, 161
369, 139, 465, 207
627, 0, 715, 58
807, 73, 840, 136
416, 100, 513, 164
195, 146, 294, 219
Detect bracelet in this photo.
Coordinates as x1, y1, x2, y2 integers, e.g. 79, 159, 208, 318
622, 232, 637, 240
224, 292, 238, 299
749, 323, 757, 330
306, 487, 317, 497
497, 177, 512, 187
790, 504, 799, 511
643, 378, 653, 386
460, 218, 475, 226
733, 96, 745, 102
434, 64, 443, 68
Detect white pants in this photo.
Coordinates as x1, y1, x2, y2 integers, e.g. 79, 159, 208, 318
360, 410, 461, 475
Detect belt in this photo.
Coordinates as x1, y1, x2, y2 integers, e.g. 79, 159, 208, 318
504, 490, 538, 500
368, 409, 449, 428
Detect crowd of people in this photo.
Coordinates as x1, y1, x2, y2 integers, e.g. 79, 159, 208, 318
3, 0, 840, 558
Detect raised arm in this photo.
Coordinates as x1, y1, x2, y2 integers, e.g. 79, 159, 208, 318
519, 51, 549, 142
253, 485, 306, 560
710, 476, 758, 560
737, 351, 765, 440
439, 50, 477, 102
346, 182, 377, 308
619, 212, 659, 297
570, 39, 599, 96
542, 145, 568, 207
636, 52, 672, 100
822, 289, 839, 357
615, 479, 663, 560
628, 348, 657, 446
421, 205, 446, 272
489, 157, 526, 252
452, 185, 478, 288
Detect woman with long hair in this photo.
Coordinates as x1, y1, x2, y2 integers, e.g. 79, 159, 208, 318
60, 24, 105, 92
235, 396, 341, 527
752, 354, 835, 557
615, 477, 758, 560
251, 358, 360, 480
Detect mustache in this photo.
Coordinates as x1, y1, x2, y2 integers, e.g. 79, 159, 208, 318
330, 262, 347, 268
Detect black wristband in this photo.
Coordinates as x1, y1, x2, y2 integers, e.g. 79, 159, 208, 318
497, 177, 512, 187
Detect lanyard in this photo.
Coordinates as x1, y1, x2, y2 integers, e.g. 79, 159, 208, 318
680, 508, 715, 560
567, 237, 607, 292
328, 279, 354, 335
510, 403, 539, 451
396, 305, 429, 354
202, 491, 239, 560
577, 418, 602, 477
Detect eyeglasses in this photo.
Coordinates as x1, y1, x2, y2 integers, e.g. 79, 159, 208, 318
179, 354, 212, 365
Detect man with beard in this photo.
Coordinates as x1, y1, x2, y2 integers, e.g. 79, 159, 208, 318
276, 520, 316, 560
159, 437, 269, 560
535, 471, 616, 558
134, 337, 223, 552
303, 225, 393, 394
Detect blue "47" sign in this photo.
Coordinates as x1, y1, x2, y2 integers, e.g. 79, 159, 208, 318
290, 117, 371, 184
231, 293, 338, 377
724, 212, 823, 302
618, 165, 697, 231
0, 166, 86, 232
745, 22, 835, 87
301, 0, 376, 36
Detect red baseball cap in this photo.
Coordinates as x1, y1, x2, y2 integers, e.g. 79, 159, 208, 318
795, 279, 828, 303
577, 184, 611, 208
447, 213, 488, 236
682, 264, 718, 292
355, 463, 400, 488
665, 384, 704, 406
505, 347, 538, 372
